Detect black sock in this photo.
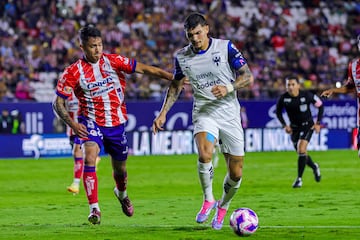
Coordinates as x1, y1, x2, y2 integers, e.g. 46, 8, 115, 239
306, 155, 316, 169
298, 154, 307, 178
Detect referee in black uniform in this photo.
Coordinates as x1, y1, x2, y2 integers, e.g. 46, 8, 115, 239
276, 76, 323, 188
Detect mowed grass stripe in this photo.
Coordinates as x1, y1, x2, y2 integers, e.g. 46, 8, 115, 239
0, 150, 359, 240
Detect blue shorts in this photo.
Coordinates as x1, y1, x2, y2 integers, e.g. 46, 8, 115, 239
78, 116, 128, 161
69, 135, 81, 149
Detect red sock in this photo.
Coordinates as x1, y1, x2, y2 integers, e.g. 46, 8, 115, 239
113, 171, 127, 191
74, 157, 84, 179
83, 166, 98, 204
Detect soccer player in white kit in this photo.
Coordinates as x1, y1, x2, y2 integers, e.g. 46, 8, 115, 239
152, 13, 254, 230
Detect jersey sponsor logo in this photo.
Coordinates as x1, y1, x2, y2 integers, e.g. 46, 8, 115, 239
86, 77, 113, 89
195, 72, 214, 80
195, 79, 221, 89
284, 98, 291, 102
80, 77, 92, 82
91, 85, 115, 97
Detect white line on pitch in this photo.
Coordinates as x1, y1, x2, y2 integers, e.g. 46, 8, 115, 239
116, 225, 360, 229
260, 226, 360, 229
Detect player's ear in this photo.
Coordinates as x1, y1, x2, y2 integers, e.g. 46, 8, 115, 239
204, 25, 209, 34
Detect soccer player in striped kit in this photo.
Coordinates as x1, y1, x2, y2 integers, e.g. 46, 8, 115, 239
321, 34, 360, 156
65, 90, 100, 195
152, 13, 254, 230
53, 24, 173, 224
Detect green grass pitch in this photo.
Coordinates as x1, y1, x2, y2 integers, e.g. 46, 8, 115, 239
0, 150, 359, 239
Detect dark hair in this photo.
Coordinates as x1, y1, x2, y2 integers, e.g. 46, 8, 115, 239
79, 24, 101, 44
285, 75, 299, 83
184, 12, 208, 30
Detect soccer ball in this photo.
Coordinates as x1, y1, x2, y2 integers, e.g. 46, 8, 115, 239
229, 208, 258, 236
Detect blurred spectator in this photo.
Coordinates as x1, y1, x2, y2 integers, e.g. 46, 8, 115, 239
0, 0, 360, 101
0, 81, 15, 102
0, 109, 12, 133
10, 109, 24, 133
15, 78, 34, 101
0, 81, 7, 101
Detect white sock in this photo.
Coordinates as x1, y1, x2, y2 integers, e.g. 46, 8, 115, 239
89, 203, 100, 212
114, 187, 127, 200
197, 161, 215, 202
219, 174, 242, 210
73, 178, 81, 185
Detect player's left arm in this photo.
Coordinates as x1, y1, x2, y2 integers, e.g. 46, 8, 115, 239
211, 41, 254, 98
230, 41, 254, 90
232, 64, 254, 90
135, 62, 174, 81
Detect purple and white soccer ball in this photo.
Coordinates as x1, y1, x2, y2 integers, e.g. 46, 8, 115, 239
229, 208, 258, 236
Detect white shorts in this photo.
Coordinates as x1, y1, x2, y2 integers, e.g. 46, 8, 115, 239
193, 115, 245, 156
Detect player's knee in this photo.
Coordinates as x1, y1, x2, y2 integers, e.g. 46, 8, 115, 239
229, 172, 242, 182
198, 151, 213, 163
84, 153, 98, 165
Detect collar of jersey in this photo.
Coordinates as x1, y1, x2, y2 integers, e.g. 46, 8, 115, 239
191, 38, 212, 54
82, 55, 101, 64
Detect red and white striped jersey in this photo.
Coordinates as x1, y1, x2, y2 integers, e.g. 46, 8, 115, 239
65, 91, 79, 137
346, 58, 360, 127
56, 53, 136, 127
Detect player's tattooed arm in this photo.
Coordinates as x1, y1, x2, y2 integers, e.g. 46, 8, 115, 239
53, 96, 88, 138
233, 64, 254, 90
53, 96, 74, 128
160, 77, 184, 113
152, 77, 185, 134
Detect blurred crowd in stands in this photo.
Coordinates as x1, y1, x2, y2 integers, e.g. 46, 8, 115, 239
1, 0, 360, 102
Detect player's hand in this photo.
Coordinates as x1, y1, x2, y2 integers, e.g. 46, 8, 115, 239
152, 113, 166, 134
211, 85, 228, 99
312, 123, 321, 133
320, 89, 333, 98
183, 77, 190, 85
73, 122, 88, 138
284, 125, 292, 134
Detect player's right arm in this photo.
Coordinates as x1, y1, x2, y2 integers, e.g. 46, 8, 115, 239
54, 66, 88, 138
321, 61, 357, 98
152, 57, 186, 134
52, 96, 88, 138
135, 62, 174, 81
320, 85, 355, 98
275, 95, 291, 133
152, 76, 186, 134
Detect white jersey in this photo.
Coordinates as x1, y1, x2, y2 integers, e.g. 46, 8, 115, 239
174, 38, 247, 121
